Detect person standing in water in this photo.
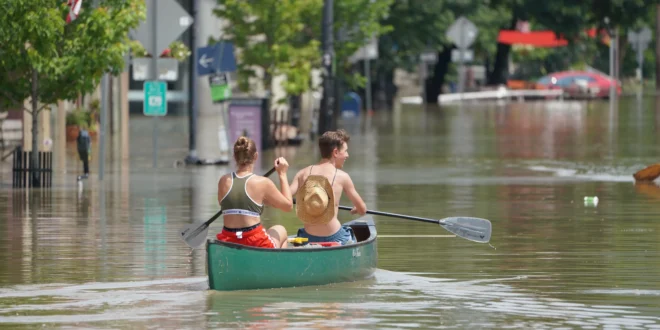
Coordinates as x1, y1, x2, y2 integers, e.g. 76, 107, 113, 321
76, 126, 91, 179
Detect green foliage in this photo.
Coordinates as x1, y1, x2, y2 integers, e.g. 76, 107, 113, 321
214, 0, 392, 96
377, 1, 452, 72
65, 108, 89, 127
375, 0, 508, 74
65, 99, 99, 130
0, 0, 145, 111
376, 0, 659, 84
214, 0, 323, 97
332, 0, 393, 87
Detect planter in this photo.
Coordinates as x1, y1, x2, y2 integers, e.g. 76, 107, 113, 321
66, 125, 97, 141
66, 125, 79, 142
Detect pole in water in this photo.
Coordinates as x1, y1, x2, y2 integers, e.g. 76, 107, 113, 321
365, 58, 372, 113
607, 19, 615, 100
151, 0, 158, 168
99, 74, 108, 180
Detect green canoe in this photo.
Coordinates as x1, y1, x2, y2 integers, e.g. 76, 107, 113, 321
206, 216, 378, 291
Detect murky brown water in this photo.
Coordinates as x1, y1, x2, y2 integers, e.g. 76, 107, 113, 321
1, 96, 660, 329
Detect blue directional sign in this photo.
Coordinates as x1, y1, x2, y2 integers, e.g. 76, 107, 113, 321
196, 42, 237, 76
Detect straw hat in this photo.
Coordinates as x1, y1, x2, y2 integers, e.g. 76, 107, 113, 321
296, 175, 335, 225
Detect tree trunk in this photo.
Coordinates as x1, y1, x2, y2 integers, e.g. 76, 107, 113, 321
618, 34, 627, 79
487, 16, 517, 86
263, 70, 273, 99
30, 68, 39, 187
656, 4, 660, 90
487, 42, 512, 85
425, 47, 452, 104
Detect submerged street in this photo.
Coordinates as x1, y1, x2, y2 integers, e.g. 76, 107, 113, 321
1, 97, 660, 328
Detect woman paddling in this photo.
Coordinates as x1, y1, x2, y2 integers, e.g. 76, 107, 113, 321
216, 136, 293, 248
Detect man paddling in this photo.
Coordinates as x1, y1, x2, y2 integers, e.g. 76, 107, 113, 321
289, 129, 367, 245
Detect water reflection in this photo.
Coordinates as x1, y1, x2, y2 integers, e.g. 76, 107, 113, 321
143, 198, 167, 276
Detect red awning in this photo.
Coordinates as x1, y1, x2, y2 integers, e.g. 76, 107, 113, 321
497, 30, 568, 47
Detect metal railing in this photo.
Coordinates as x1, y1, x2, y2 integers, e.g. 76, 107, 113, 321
12, 146, 53, 188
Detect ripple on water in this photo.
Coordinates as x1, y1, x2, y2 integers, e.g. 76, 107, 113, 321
0, 268, 658, 328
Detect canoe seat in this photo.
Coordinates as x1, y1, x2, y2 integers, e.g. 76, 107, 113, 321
349, 224, 371, 243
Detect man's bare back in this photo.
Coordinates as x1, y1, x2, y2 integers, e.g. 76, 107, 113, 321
291, 162, 365, 237
289, 130, 367, 241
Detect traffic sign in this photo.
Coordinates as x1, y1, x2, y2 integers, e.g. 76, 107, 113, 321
143, 81, 167, 116
196, 42, 237, 76
446, 16, 478, 49
210, 73, 232, 103
420, 51, 438, 64
131, 0, 193, 56
348, 37, 378, 63
451, 49, 474, 62
628, 27, 652, 51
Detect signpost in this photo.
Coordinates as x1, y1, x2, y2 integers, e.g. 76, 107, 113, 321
628, 27, 652, 85
194, 41, 237, 164
143, 81, 168, 116
196, 42, 237, 76
446, 16, 478, 94
131, 0, 193, 168
209, 73, 231, 103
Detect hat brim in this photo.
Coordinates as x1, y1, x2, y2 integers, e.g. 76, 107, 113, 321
296, 175, 335, 225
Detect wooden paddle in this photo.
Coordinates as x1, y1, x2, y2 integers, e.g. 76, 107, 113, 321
180, 167, 276, 249
336, 206, 492, 243
633, 163, 660, 182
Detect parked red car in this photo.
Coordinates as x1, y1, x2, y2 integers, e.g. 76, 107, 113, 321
536, 71, 621, 99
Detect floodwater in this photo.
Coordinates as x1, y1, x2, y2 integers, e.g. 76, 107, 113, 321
1, 95, 660, 329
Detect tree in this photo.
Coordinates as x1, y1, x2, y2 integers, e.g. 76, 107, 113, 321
485, 0, 652, 85
214, 0, 391, 104
214, 0, 323, 100
331, 0, 392, 89
379, 0, 657, 104
0, 0, 144, 186
367, 0, 453, 105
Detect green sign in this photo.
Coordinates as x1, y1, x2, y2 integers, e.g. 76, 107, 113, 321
143, 80, 167, 116
210, 73, 231, 103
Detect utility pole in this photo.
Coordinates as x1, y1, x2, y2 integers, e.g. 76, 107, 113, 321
605, 17, 616, 100
185, 0, 199, 164
318, 0, 334, 135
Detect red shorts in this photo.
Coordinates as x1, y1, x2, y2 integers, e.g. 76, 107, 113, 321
216, 224, 277, 248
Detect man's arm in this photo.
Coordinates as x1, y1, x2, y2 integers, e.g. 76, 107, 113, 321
342, 173, 367, 215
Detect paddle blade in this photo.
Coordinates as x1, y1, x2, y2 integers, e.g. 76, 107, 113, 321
633, 164, 660, 182
439, 217, 492, 243
180, 222, 210, 249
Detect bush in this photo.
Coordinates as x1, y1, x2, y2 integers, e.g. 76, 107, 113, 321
65, 108, 93, 129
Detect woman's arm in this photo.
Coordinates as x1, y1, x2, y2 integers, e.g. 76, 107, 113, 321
263, 157, 293, 211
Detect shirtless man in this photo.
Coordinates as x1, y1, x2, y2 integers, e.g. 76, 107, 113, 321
289, 129, 367, 244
